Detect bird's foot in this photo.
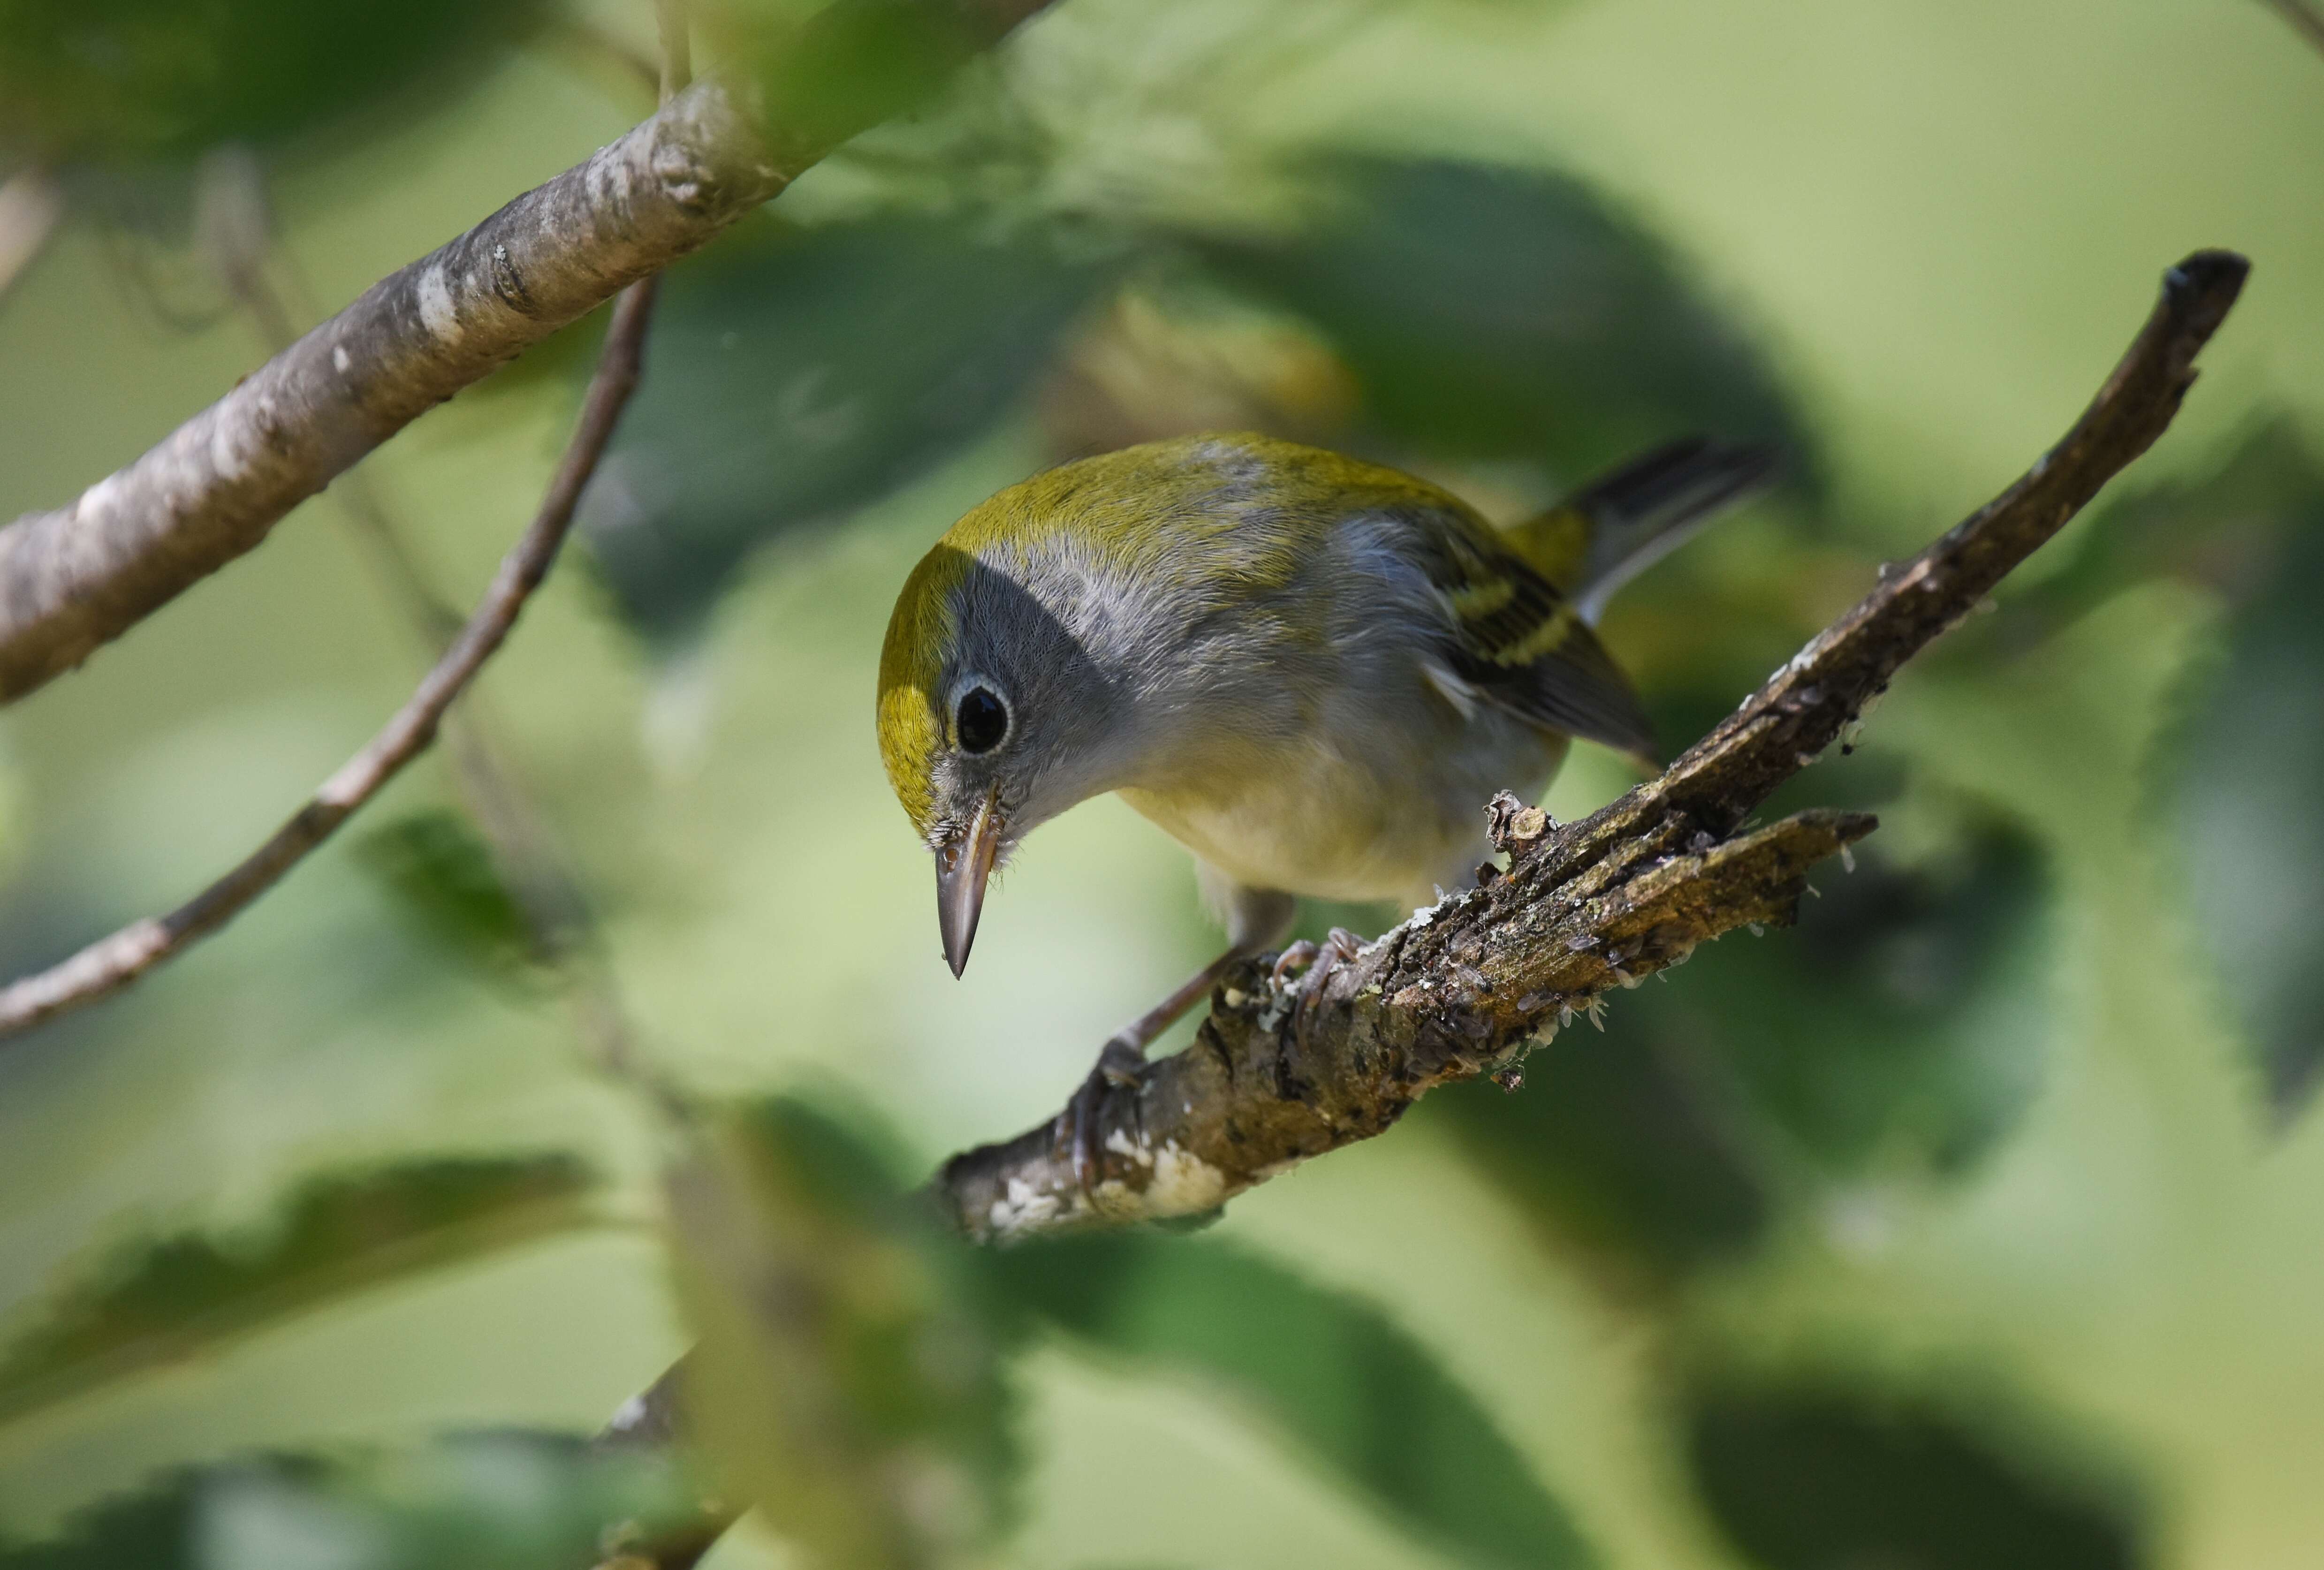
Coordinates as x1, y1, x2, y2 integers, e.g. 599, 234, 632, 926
1058, 1033, 1147, 1195
1270, 940, 1320, 986
1291, 928, 1364, 1049
1273, 928, 1362, 987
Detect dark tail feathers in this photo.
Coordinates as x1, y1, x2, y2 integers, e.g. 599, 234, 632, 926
1543, 437, 1780, 623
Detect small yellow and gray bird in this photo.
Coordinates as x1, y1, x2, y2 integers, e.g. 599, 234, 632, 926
876, 431, 1770, 1172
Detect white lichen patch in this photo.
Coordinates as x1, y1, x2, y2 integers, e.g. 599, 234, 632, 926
987, 1175, 1068, 1237
1147, 1141, 1230, 1214
415, 263, 459, 342
1105, 1127, 1155, 1168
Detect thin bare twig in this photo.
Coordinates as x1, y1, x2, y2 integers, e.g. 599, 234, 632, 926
194, 147, 651, 1081
0, 280, 661, 1040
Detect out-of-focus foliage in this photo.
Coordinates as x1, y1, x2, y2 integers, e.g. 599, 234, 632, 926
668, 1098, 1021, 1568
0, 0, 548, 162
2173, 512, 2324, 1114
993, 1232, 1595, 1570
671, 1098, 1592, 1570
0, 1431, 703, 1570
579, 214, 1115, 638
581, 4, 1807, 643
1949, 420, 2324, 1115
722, 0, 1007, 165
1684, 1378, 2143, 1570
580, 150, 1808, 639
4, 0, 2324, 1565
0, 1156, 597, 1427
2118, 426, 2324, 1115
1436, 810, 2050, 1287
354, 811, 539, 984
1194, 156, 1808, 479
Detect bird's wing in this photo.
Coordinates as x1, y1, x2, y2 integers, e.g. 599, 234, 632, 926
1420, 508, 1660, 764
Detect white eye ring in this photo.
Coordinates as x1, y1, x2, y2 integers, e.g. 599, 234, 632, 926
948, 673, 1011, 755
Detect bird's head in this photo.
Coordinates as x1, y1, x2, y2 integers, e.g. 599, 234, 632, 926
876, 518, 1134, 978
878, 433, 1323, 974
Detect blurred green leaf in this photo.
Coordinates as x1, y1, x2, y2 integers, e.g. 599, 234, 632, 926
578, 213, 1113, 638
1995, 419, 2324, 648
990, 1233, 1595, 1570
739, 0, 991, 162
668, 1097, 1019, 1569
1685, 1377, 2144, 1570
1193, 156, 1811, 483
2102, 425, 2324, 1117
0, 1154, 598, 1427
2172, 516, 2324, 1114
0, 1431, 706, 1570
1428, 1030, 1770, 1289
1436, 810, 2050, 1285
353, 810, 536, 982
1953, 417, 2324, 1117
0, 0, 547, 163
1695, 815, 2051, 1174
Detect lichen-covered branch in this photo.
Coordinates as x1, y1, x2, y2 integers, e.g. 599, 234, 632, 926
935, 249, 2250, 1240
0, 0, 1060, 703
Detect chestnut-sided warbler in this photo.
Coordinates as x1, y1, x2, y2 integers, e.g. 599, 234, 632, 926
877, 432, 1770, 1173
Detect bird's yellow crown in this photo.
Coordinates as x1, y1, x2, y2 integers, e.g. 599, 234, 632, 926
876, 544, 968, 837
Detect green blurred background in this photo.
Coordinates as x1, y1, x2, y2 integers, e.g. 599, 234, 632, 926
1, 0, 2323, 1565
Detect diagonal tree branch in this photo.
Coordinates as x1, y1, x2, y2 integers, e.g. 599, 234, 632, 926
936, 248, 2250, 1238
0, 279, 661, 1041
581, 251, 2248, 1570
0, 0, 1061, 704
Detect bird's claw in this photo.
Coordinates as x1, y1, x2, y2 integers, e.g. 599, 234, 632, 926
1273, 929, 1363, 989
1270, 940, 1320, 986
1060, 1035, 1147, 1195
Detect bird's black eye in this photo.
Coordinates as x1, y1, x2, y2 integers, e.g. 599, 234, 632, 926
956, 685, 1009, 753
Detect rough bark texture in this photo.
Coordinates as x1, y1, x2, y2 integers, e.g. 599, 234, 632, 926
0, 0, 1059, 703
935, 249, 2251, 1240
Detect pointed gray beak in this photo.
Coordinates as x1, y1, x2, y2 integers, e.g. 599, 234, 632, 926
935, 793, 1002, 978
